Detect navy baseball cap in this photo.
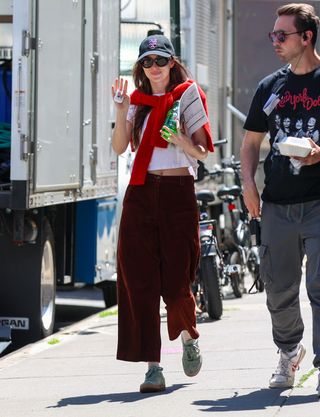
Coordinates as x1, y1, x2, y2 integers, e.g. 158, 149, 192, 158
138, 35, 175, 61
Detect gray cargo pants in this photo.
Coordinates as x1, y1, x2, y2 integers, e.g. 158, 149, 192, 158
260, 200, 320, 368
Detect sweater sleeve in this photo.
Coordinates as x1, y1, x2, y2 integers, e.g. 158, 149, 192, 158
197, 85, 214, 152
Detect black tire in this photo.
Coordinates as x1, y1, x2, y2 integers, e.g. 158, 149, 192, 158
99, 280, 117, 309
199, 256, 223, 320
247, 248, 264, 293
255, 275, 265, 292
230, 251, 245, 298
0, 215, 56, 351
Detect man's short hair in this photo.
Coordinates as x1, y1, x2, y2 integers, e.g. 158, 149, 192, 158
277, 3, 320, 45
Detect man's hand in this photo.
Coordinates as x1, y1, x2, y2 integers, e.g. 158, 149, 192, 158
293, 138, 320, 165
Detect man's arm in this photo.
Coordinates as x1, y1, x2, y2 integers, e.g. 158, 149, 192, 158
240, 130, 266, 217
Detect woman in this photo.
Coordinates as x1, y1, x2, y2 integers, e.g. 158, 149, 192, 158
111, 34, 213, 393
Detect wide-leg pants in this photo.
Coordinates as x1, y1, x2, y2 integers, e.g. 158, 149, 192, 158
116, 173, 200, 362
260, 200, 320, 367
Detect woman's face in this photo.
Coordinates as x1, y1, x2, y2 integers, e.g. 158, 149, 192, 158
307, 117, 316, 130
283, 117, 291, 128
142, 54, 174, 89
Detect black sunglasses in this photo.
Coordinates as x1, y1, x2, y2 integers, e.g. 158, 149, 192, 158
139, 56, 170, 69
268, 30, 303, 43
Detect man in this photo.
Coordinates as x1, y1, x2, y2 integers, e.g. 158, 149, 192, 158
241, 3, 320, 395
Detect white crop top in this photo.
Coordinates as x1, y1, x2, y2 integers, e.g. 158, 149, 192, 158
127, 103, 198, 178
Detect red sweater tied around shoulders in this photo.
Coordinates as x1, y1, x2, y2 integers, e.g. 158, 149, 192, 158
129, 79, 214, 185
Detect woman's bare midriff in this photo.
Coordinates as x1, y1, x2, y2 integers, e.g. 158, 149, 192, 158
148, 167, 190, 176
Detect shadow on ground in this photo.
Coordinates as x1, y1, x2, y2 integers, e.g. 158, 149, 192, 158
48, 383, 193, 408
193, 388, 318, 412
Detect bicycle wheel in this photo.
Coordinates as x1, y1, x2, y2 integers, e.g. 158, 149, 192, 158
248, 248, 264, 292
200, 256, 223, 320
230, 250, 245, 298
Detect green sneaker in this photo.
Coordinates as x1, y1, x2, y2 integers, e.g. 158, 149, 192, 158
140, 366, 166, 393
182, 338, 202, 377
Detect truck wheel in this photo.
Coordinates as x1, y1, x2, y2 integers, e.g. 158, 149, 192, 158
200, 256, 223, 320
99, 281, 117, 309
0, 215, 56, 350
40, 219, 56, 337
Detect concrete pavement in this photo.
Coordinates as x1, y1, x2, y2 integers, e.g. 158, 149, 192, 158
0, 281, 319, 416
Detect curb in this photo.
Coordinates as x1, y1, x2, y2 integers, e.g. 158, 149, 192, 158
0, 306, 118, 370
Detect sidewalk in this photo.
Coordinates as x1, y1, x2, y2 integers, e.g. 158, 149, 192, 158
0, 281, 319, 417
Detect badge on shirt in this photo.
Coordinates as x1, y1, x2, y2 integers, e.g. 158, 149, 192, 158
263, 93, 280, 116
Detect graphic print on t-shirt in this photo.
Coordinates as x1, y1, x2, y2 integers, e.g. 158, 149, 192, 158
243, 66, 320, 204
270, 87, 320, 174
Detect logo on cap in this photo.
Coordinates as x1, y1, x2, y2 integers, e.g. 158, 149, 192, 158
148, 37, 158, 49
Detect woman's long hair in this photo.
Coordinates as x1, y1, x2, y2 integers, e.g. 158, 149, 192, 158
131, 57, 189, 149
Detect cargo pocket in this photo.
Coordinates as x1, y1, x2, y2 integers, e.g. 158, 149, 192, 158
259, 245, 273, 288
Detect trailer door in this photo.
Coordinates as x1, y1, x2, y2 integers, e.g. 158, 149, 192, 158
34, 0, 83, 192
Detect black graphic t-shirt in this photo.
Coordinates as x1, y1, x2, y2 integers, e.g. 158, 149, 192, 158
244, 66, 320, 204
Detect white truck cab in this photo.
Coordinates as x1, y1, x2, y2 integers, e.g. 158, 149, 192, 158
0, 0, 120, 351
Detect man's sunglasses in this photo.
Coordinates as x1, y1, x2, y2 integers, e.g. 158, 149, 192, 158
139, 56, 170, 69
268, 30, 303, 43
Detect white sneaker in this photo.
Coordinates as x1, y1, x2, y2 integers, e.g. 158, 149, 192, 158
269, 343, 306, 388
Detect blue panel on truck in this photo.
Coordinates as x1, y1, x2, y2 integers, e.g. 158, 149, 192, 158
75, 198, 117, 284
0, 66, 12, 124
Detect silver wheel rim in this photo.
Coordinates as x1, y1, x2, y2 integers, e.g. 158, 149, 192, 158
41, 240, 55, 332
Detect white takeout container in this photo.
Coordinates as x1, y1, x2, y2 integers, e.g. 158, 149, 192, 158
277, 136, 312, 157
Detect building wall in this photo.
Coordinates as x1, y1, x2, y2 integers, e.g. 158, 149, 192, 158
233, 0, 320, 189
234, 0, 320, 157
181, 0, 227, 169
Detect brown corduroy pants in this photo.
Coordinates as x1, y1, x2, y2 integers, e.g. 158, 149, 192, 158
116, 173, 200, 362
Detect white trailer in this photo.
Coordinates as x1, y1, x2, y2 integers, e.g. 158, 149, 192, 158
0, 0, 120, 350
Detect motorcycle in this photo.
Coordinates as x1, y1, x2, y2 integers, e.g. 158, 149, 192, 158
193, 188, 241, 319
215, 156, 263, 296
